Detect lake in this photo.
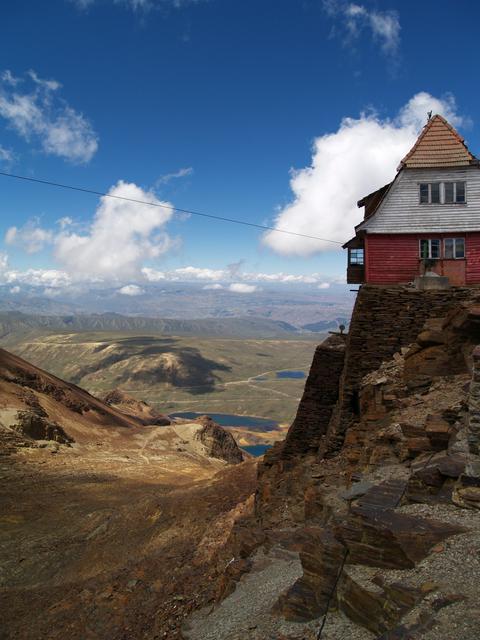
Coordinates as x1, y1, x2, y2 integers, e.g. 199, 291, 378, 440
242, 444, 272, 457
169, 412, 280, 431
276, 370, 306, 379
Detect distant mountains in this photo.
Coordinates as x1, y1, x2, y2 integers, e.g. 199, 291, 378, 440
0, 282, 355, 328
0, 311, 302, 340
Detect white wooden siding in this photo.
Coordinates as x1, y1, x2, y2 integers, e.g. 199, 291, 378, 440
358, 166, 480, 233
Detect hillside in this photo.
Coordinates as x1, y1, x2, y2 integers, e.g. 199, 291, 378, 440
0, 347, 257, 640
3, 330, 319, 425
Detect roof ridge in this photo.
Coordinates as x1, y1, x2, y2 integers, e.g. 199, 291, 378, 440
398, 114, 475, 170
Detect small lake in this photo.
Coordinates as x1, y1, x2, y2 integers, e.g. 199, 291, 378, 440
276, 370, 306, 379
242, 444, 272, 457
169, 412, 280, 431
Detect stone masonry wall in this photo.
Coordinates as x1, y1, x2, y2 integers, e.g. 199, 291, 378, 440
323, 285, 480, 456
281, 334, 346, 459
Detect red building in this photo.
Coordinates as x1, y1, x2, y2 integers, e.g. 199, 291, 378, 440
344, 115, 480, 286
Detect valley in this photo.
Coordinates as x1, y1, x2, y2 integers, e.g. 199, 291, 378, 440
2, 330, 321, 446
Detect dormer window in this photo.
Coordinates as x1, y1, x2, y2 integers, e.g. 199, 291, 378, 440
419, 181, 466, 204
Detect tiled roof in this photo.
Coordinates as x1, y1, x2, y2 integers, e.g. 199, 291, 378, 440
399, 114, 475, 169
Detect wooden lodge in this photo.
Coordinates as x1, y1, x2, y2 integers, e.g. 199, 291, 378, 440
344, 114, 480, 286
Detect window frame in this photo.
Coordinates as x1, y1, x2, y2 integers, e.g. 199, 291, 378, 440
443, 237, 465, 259
419, 238, 441, 260
418, 181, 467, 205
349, 248, 364, 266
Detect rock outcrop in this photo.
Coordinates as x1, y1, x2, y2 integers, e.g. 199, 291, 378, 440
195, 416, 245, 464
102, 388, 171, 425
251, 286, 480, 639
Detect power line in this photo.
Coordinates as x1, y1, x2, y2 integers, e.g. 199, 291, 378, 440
0, 170, 343, 245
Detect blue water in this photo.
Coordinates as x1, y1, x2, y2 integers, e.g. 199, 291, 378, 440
169, 412, 279, 431
242, 444, 272, 457
276, 370, 306, 379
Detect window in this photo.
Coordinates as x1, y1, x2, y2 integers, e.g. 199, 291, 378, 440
419, 181, 466, 204
420, 239, 441, 259
349, 248, 364, 265
444, 182, 466, 204
431, 183, 440, 203
444, 238, 465, 259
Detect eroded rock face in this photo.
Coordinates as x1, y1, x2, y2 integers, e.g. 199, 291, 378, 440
337, 572, 424, 636
336, 505, 465, 570
277, 527, 345, 621
13, 410, 74, 445
195, 417, 244, 464
102, 389, 171, 425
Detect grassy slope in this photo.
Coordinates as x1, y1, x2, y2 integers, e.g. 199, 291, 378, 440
6, 331, 320, 424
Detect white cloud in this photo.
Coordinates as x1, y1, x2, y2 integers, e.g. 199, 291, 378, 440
5, 218, 53, 254
141, 267, 166, 281
57, 216, 74, 229
54, 181, 176, 281
1, 70, 20, 86
0, 253, 8, 274
324, 1, 400, 56
228, 283, 257, 294
43, 287, 62, 298
203, 283, 224, 290
155, 167, 193, 186
172, 266, 225, 281
118, 284, 145, 296
263, 92, 465, 256
0, 69, 98, 163
0, 255, 342, 294
0, 145, 14, 165
10, 285, 20, 294
4, 268, 72, 288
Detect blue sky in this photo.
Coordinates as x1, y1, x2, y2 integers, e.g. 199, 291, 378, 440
1, 0, 480, 295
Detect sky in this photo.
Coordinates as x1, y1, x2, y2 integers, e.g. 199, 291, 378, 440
1, 0, 480, 297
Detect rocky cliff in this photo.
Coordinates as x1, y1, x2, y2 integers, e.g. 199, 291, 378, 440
233, 285, 480, 639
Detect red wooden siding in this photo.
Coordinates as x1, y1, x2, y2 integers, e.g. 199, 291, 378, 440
364, 232, 480, 285
466, 234, 480, 284
365, 234, 420, 284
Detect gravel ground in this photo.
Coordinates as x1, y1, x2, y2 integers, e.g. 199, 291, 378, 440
374, 502, 480, 640
183, 545, 374, 640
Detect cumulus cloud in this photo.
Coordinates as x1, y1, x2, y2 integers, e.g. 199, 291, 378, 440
118, 284, 145, 296
4, 268, 72, 288
141, 265, 339, 286
54, 181, 176, 281
0, 69, 98, 163
324, 1, 400, 56
203, 283, 224, 290
171, 266, 225, 281
228, 283, 257, 294
263, 92, 466, 256
10, 285, 20, 294
5, 218, 53, 254
141, 267, 166, 282
4, 182, 177, 284
0, 256, 342, 293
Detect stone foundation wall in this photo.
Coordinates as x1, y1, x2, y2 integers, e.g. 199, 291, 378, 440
323, 285, 480, 456
281, 334, 346, 458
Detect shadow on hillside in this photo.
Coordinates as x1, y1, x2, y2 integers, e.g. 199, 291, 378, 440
72, 336, 232, 393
